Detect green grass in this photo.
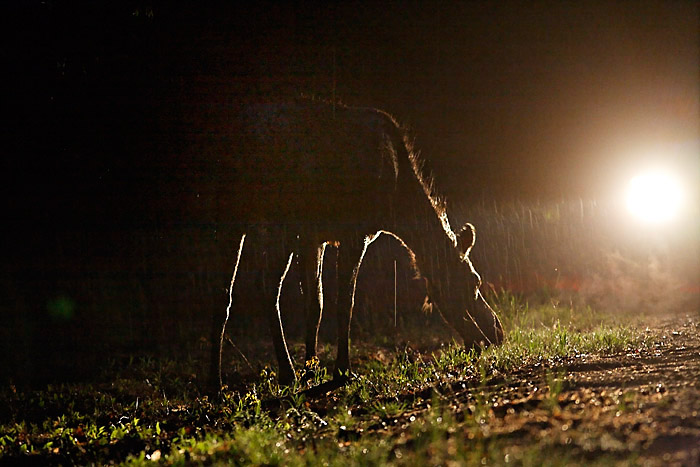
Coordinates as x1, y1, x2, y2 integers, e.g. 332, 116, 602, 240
0, 291, 654, 465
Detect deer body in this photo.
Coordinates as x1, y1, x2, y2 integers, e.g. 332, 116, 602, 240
212, 100, 503, 387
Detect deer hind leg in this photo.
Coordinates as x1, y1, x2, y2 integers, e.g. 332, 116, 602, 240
334, 238, 369, 382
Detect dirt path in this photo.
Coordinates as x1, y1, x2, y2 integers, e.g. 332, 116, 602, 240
467, 314, 700, 465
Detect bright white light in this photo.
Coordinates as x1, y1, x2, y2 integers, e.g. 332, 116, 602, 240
626, 170, 683, 224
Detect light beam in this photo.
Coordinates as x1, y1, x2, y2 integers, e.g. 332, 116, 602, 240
626, 170, 683, 224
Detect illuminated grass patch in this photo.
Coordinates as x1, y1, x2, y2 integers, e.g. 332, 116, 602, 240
0, 293, 654, 466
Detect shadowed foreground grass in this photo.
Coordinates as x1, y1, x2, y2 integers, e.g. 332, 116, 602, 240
0, 293, 656, 466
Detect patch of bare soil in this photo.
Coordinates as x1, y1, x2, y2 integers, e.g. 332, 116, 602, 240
469, 314, 700, 465
331, 314, 700, 465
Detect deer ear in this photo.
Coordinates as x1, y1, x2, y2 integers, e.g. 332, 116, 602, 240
456, 223, 476, 257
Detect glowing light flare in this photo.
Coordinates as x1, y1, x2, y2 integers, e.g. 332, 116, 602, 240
625, 170, 683, 224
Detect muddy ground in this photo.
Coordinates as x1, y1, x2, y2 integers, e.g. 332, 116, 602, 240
353, 313, 700, 466
236, 310, 700, 466
490, 315, 699, 465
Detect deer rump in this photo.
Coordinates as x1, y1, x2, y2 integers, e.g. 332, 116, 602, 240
212, 100, 503, 388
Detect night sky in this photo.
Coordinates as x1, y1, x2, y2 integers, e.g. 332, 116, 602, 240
6, 1, 698, 214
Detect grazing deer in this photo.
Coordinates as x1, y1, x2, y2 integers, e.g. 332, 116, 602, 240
211, 100, 503, 388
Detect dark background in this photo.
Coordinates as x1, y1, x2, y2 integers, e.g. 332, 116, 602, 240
2, 1, 698, 386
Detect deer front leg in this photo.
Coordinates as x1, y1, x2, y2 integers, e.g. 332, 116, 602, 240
334, 239, 369, 382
